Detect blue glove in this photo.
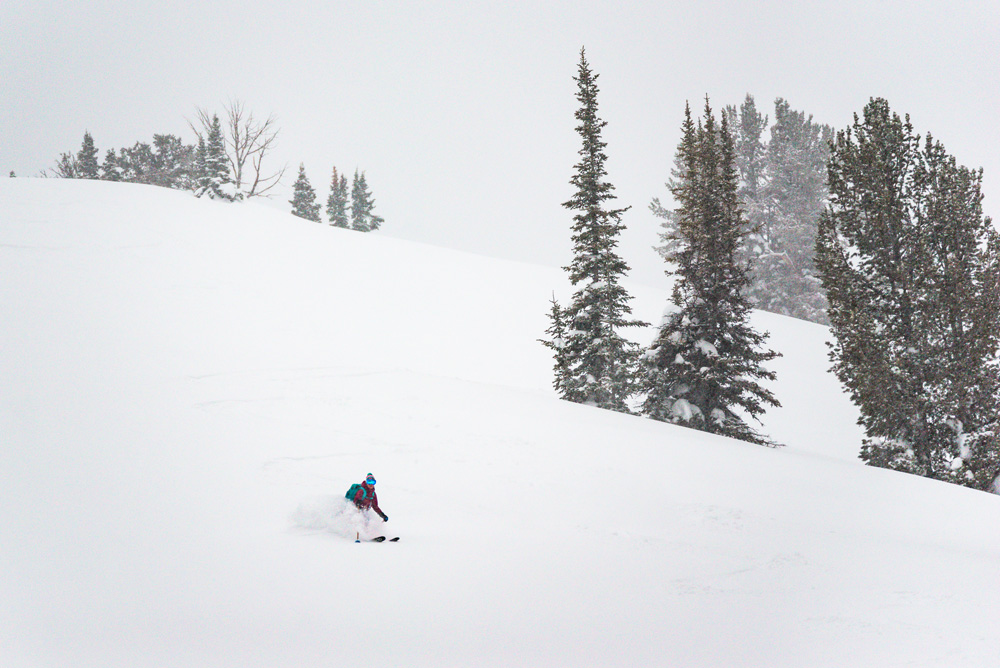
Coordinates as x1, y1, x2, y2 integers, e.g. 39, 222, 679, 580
382, 514, 389, 522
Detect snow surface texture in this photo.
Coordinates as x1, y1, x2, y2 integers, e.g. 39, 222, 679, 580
2, 179, 999, 667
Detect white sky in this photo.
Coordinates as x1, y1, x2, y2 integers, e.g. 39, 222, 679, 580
3, 0, 998, 286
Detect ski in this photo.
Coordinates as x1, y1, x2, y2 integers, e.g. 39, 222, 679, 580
368, 536, 400, 542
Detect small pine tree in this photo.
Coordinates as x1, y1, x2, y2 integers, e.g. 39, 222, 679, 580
539, 296, 570, 396
100, 149, 121, 181
548, 48, 646, 413
350, 170, 384, 232
76, 131, 100, 179
195, 115, 234, 200
326, 167, 350, 228
642, 100, 780, 445
289, 163, 322, 222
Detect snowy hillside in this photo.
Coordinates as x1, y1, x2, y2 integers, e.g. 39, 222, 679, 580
2, 179, 999, 668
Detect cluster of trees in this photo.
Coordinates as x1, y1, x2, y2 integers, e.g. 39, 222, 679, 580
543, 50, 779, 445
288, 164, 384, 232
52, 103, 282, 202
654, 95, 833, 324
54, 130, 197, 190
544, 51, 1000, 492
49, 101, 383, 230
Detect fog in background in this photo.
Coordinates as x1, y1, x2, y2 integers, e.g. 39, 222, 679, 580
3, 0, 998, 286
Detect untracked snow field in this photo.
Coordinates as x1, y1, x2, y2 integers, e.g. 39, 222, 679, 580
2, 179, 999, 667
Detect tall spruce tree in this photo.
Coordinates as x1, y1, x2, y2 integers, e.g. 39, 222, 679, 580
76, 131, 100, 179
641, 100, 780, 445
815, 98, 1000, 491
663, 96, 833, 325
350, 170, 384, 232
289, 163, 322, 222
545, 48, 646, 413
754, 99, 832, 323
724, 94, 769, 268
327, 167, 350, 228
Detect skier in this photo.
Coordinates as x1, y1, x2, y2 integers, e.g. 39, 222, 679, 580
351, 472, 388, 523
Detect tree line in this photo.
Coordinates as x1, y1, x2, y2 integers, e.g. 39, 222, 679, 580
47, 100, 383, 231
544, 49, 1000, 493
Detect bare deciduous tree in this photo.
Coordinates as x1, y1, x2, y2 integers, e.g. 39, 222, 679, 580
192, 100, 285, 198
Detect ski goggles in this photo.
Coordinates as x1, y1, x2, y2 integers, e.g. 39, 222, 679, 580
366, 476, 376, 485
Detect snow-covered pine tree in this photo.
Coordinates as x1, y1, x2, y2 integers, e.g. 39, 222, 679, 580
724, 94, 769, 266
350, 170, 384, 232
195, 115, 234, 200
327, 167, 350, 228
754, 99, 832, 323
642, 100, 780, 445
100, 149, 121, 181
289, 163, 322, 222
665, 96, 833, 325
548, 48, 646, 413
815, 98, 1000, 491
539, 295, 570, 396
76, 131, 100, 179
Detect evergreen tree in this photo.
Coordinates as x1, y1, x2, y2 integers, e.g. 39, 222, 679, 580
815, 98, 1000, 491
754, 99, 832, 323
149, 134, 195, 189
326, 167, 350, 228
546, 48, 646, 413
101, 149, 121, 181
539, 296, 570, 396
195, 114, 234, 200
76, 131, 100, 179
350, 170, 384, 232
642, 100, 780, 445
194, 135, 208, 191
289, 163, 322, 222
724, 94, 769, 268
662, 96, 833, 325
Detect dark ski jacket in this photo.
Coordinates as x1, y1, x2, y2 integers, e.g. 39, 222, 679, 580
353, 482, 386, 519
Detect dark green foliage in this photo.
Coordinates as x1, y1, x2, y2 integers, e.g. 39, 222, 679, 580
289, 163, 322, 222
539, 296, 570, 396
76, 131, 100, 179
327, 167, 350, 228
101, 149, 121, 181
547, 48, 646, 413
196, 114, 233, 200
95, 135, 195, 189
815, 97, 1000, 491
642, 100, 780, 445
659, 96, 833, 325
350, 170, 384, 232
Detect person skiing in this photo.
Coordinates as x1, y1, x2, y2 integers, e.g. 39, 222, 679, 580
351, 472, 388, 522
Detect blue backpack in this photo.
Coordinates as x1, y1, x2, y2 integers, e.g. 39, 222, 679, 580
346, 483, 368, 502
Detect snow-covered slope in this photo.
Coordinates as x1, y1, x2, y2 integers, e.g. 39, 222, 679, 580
2, 179, 998, 668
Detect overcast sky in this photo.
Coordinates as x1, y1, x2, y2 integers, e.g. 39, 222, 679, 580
3, 0, 998, 286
